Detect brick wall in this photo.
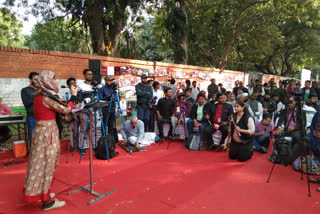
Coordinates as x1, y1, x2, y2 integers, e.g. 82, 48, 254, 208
0, 46, 247, 106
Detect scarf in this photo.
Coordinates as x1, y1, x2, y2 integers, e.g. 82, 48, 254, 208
34, 70, 59, 95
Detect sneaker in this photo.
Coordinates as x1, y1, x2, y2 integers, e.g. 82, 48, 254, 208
42, 199, 65, 210
36, 193, 55, 202
260, 146, 268, 153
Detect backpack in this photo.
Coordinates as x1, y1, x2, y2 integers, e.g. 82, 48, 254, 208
95, 135, 118, 160
184, 133, 202, 150
269, 137, 293, 166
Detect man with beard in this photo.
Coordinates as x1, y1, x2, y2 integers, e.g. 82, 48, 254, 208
207, 78, 218, 101
21, 72, 39, 148
261, 91, 277, 114
136, 74, 153, 131
99, 75, 118, 144
205, 93, 233, 150
276, 97, 307, 164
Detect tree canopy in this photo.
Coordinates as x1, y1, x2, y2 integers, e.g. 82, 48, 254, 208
3, 0, 320, 77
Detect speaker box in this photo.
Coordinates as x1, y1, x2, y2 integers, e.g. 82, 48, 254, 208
89, 59, 101, 84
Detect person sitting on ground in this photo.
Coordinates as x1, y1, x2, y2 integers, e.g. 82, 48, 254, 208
261, 91, 277, 114
205, 93, 233, 150
228, 101, 255, 162
253, 113, 273, 153
171, 94, 188, 139
156, 88, 176, 140
306, 94, 320, 112
227, 93, 236, 112
185, 89, 195, 104
187, 93, 209, 147
0, 97, 12, 116
209, 92, 218, 104
272, 94, 283, 125
120, 116, 158, 148
276, 96, 307, 164
247, 92, 263, 122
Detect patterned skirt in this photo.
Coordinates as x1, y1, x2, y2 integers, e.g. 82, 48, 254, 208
24, 120, 60, 202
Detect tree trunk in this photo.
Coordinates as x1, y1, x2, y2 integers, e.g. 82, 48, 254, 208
174, 28, 188, 64
86, 0, 106, 56
108, 2, 127, 56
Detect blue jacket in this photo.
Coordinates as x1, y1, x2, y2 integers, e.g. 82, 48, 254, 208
310, 112, 319, 133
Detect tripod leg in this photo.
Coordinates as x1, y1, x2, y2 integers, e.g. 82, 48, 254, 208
98, 108, 110, 162
115, 93, 132, 154
80, 114, 90, 163
266, 162, 276, 183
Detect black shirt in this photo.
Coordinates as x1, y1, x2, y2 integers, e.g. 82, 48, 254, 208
21, 86, 36, 117
156, 97, 176, 119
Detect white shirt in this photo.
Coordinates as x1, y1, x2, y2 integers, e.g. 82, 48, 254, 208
153, 89, 164, 105
191, 87, 199, 101
78, 82, 93, 92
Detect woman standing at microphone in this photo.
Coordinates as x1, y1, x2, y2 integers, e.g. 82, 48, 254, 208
227, 101, 255, 162
24, 71, 78, 210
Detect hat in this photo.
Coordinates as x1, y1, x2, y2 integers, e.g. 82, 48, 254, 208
237, 93, 248, 99
105, 75, 114, 80
141, 74, 148, 79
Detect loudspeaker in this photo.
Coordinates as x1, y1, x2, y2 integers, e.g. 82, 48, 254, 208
89, 59, 101, 84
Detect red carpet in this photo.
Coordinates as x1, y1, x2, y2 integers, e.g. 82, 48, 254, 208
0, 140, 320, 214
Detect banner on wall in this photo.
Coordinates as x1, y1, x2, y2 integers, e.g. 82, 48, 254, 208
301, 68, 311, 84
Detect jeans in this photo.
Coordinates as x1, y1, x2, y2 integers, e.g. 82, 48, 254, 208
253, 134, 270, 151
26, 116, 36, 146
137, 107, 150, 131
187, 119, 207, 144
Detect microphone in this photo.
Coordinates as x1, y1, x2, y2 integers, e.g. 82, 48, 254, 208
61, 85, 67, 88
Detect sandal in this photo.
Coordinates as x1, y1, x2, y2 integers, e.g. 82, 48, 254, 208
309, 178, 320, 184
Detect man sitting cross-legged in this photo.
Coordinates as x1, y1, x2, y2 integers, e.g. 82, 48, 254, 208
120, 116, 158, 149
253, 113, 273, 153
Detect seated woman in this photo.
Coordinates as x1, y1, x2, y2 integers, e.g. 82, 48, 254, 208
228, 101, 255, 162
0, 97, 13, 150
187, 94, 209, 146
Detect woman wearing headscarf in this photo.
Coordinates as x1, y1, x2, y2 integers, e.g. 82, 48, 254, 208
24, 71, 78, 210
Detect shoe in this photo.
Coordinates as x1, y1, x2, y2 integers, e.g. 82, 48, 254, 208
42, 199, 65, 210
207, 144, 216, 151
260, 146, 268, 153
317, 187, 320, 192
36, 193, 55, 202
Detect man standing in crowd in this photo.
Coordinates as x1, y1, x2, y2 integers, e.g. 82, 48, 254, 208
136, 74, 153, 131
168, 78, 177, 99
149, 81, 163, 132
156, 88, 176, 140
78, 69, 95, 152
253, 113, 273, 153
205, 93, 233, 150
234, 81, 248, 95
233, 80, 239, 95
63, 77, 81, 151
208, 78, 218, 100
191, 81, 200, 101
302, 80, 316, 102
21, 72, 39, 148
184, 80, 191, 93
99, 75, 118, 142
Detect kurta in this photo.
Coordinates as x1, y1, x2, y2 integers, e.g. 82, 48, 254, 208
24, 95, 73, 202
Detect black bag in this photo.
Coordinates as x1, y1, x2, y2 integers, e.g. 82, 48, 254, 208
269, 137, 293, 166
95, 135, 118, 160
184, 133, 202, 150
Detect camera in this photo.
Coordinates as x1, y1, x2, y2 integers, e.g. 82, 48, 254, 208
146, 96, 157, 109
83, 97, 97, 106
292, 90, 304, 101
91, 80, 99, 90
111, 82, 118, 91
